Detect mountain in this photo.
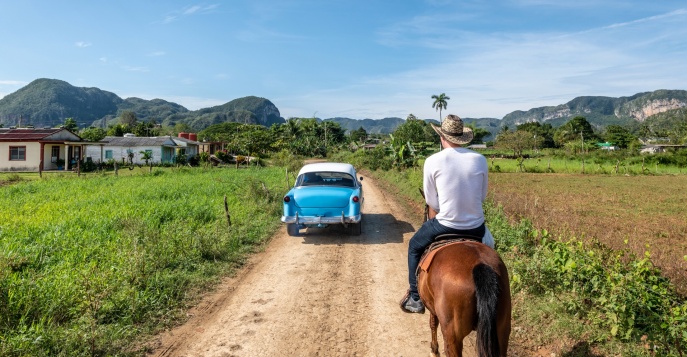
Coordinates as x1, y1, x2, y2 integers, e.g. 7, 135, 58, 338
0, 78, 122, 127
326, 117, 406, 134
500, 90, 687, 130
1, 78, 685, 137
640, 107, 687, 133
0, 78, 284, 129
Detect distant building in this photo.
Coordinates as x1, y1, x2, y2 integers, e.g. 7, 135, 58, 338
84, 133, 200, 165
0, 127, 87, 172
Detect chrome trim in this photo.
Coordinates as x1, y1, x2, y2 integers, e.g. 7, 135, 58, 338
281, 214, 362, 224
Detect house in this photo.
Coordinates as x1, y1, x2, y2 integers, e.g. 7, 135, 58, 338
84, 133, 201, 165
0, 127, 87, 172
199, 141, 226, 155
640, 144, 687, 154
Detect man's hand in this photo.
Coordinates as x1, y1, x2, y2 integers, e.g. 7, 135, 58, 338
427, 205, 438, 220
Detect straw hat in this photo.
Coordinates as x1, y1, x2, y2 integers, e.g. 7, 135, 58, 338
430, 114, 474, 145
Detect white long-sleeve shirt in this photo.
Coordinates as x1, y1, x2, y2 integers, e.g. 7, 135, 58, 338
423, 147, 488, 230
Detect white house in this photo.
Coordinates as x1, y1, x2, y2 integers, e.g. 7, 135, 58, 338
0, 127, 87, 172
85, 134, 201, 165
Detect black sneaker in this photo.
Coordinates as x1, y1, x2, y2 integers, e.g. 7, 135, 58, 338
400, 292, 425, 314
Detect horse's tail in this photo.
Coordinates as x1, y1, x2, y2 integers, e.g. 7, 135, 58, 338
473, 263, 500, 357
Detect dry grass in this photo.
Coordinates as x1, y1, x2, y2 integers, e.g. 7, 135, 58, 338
489, 173, 687, 295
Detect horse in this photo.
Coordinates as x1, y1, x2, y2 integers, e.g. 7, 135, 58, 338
416, 199, 511, 357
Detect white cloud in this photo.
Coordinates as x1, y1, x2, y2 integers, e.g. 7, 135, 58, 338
75, 41, 92, 48
147, 51, 166, 57
162, 4, 220, 24
122, 66, 149, 72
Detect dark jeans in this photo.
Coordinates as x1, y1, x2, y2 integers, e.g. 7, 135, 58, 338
407, 218, 485, 298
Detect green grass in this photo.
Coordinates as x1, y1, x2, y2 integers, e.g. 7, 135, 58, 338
486, 156, 687, 175
0, 166, 287, 356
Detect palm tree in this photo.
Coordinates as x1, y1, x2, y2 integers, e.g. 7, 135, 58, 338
285, 118, 301, 139
431, 93, 450, 123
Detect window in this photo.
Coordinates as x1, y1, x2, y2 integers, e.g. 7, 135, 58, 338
10, 146, 26, 161
105, 150, 113, 159
297, 172, 356, 187
51, 146, 60, 163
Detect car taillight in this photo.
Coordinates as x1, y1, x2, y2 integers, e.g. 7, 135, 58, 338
283, 196, 291, 202
352, 196, 359, 203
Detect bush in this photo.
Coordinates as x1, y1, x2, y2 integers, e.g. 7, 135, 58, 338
271, 149, 303, 174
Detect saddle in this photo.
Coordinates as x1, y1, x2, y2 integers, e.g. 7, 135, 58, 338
416, 234, 482, 278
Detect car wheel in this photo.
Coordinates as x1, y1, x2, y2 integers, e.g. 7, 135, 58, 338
349, 222, 362, 236
287, 223, 299, 236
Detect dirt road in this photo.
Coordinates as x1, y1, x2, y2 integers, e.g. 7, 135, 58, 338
148, 175, 476, 357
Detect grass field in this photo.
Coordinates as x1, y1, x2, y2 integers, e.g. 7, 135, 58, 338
489, 172, 687, 293
0, 167, 287, 356
486, 156, 687, 175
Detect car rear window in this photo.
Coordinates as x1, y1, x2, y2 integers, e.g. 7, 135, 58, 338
296, 172, 356, 187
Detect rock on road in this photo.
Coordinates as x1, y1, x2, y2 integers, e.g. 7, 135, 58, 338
149, 175, 477, 357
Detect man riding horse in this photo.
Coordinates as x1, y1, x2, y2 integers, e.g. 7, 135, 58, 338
400, 114, 490, 314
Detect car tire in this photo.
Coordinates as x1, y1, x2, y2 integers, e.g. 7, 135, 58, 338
350, 222, 362, 236
287, 223, 299, 236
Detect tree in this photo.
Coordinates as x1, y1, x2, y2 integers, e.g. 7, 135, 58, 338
284, 118, 302, 139
174, 122, 193, 135
132, 121, 159, 137
516, 122, 555, 148
553, 116, 597, 148
431, 93, 450, 123
80, 127, 107, 141
604, 125, 637, 149
140, 150, 153, 165
119, 111, 137, 127
465, 124, 492, 144
350, 126, 367, 143
393, 114, 434, 144
63, 118, 78, 131
107, 124, 129, 137
495, 130, 535, 156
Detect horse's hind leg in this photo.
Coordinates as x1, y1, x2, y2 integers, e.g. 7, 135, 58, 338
430, 313, 440, 357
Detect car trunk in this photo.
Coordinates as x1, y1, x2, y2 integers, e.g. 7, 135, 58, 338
294, 187, 352, 208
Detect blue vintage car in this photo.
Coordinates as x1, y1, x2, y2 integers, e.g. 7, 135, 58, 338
281, 162, 364, 236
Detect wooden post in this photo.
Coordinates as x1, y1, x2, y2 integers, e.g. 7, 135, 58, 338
114, 162, 118, 176
261, 181, 270, 199
224, 195, 231, 227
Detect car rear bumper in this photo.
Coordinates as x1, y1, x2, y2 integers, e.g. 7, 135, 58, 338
281, 214, 362, 224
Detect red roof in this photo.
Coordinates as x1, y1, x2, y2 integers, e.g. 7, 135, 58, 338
0, 128, 65, 141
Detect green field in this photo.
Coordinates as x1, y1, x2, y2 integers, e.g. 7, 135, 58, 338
0, 167, 286, 356
486, 155, 687, 175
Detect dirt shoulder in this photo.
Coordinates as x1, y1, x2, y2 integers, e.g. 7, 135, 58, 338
146, 174, 478, 357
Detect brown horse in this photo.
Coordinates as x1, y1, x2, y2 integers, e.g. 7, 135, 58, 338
417, 202, 511, 357
417, 196, 511, 357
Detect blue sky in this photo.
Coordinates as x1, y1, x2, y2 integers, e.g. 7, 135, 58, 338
1, 1, 686, 121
